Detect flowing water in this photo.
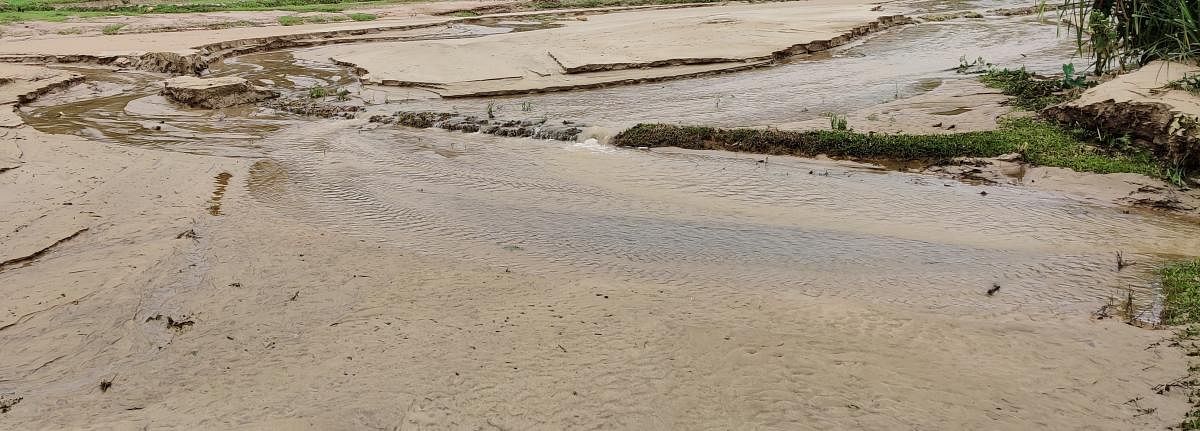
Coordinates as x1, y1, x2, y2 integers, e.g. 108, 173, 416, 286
20, 1, 1200, 321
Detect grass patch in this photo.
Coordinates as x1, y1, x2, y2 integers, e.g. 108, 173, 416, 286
100, 22, 122, 34
449, 10, 478, 17
1156, 258, 1200, 430
277, 13, 349, 25
0, 10, 116, 23
612, 118, 1165, 177
1162, 259, 1200, 325
346, 12, 375, 21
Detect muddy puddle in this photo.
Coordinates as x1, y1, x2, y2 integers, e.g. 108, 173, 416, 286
18, 0, 1200, 319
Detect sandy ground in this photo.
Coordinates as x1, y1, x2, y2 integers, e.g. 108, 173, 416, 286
298, 1, 904, 96
778, 79, 1014, 134
2, 2, 1200, 428
0, 60, 1198, 429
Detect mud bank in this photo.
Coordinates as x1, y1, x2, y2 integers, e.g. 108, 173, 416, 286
161, 75, 278, 108
1043, 61, 1200, 169
301, 2, 912, 97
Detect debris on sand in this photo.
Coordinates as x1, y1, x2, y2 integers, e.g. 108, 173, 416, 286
161, 76, 278, 109
264, 98, 361, 118
371, 111, 585, 141
0, 394, 21, 413
145, 314, 195, 331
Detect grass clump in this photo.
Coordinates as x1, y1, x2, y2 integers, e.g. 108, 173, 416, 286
346, 12, 375, 21
100, 23, 123, 34
979, 68, 1070, 111
277, 15, 302, 25
828, 113, 849, 131
612, 118, 1164, 177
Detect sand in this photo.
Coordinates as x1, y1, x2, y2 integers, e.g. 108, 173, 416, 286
2, 1, 1200, 428
299, 1, 908, 96
777, 79, 1015, 134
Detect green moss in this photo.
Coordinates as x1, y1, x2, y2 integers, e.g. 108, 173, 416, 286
612, 118, 1164, 177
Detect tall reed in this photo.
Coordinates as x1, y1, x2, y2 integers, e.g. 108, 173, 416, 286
1059, 0, 1199, 73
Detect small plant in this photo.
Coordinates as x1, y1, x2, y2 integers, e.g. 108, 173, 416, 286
308, 86, 327, 98
520, 101, 534, 112
101, 23, 124, 35
955, 55, 992, 74
347, 12, 376, 21
56, 27, 81, 35
1168, 165, 1191, 188
486, 101, 496, 119
277, 16, 302, 26
828, 113, 849, 131
1060, 63, 1088, 89
450, 10, 479, 17
335, 88, 350, 102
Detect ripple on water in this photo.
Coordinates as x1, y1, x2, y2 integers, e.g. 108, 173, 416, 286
240, 124, 1200, 317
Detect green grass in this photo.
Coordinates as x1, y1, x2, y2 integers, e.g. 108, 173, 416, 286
1157, 258, 1200, 430
100, 22, 122, 34
346, 12, 374, 21
1162, 259, 1200, 325
0, 10, 116, 23
612, 118, 1165, 177
277, 13, 351, 25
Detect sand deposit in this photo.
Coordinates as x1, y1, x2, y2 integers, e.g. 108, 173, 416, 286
3, 1, 1200, 429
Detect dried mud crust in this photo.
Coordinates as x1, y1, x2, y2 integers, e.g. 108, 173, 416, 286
318, 9, 915, 97
161, 76, 278, 109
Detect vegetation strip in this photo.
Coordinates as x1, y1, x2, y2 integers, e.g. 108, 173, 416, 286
1156, 258, 1200, 430
611, 118, 1164, 177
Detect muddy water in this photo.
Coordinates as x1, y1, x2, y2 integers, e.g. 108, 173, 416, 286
20, 3, 1200, 319
242, 121, 1200, 319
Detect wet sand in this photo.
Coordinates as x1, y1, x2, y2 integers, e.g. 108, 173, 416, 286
3, 1, 1200, 429
299, 1, 904, 96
